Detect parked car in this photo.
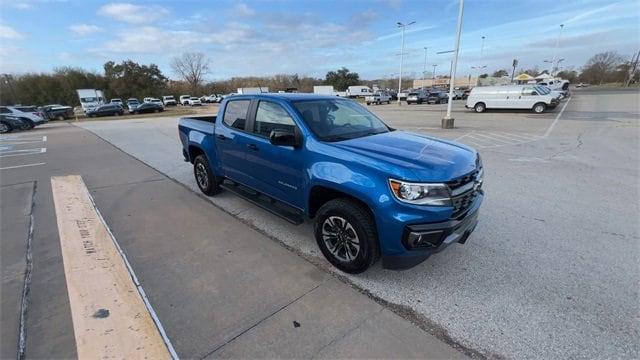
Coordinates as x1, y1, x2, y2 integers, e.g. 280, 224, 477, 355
0, 106, 47, 129
452, 89, 465, 100
131, 102, 164, 114
86, 104, 125, 117
465, 85, 559, 113
427, 91, 449, 104
187, 97, 202, 106
110, 98, 123, 106
576, 83, 590, 88
406, 92, 428, 104
201, 94, 222, 103
462, 89, 471, 100
149, 98, 164, 108
126, 98, 140, 112
162, 95, 177, 106
179, 95, 192, 105
0, 114, 29, 133
40, 104, 74, 120
143, 97, 154, 103
178, 94, 484, 273
365, 92, 391, 105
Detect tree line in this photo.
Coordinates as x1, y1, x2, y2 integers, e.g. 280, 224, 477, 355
0, 50, 637, 107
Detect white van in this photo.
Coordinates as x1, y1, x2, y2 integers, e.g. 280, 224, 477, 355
465, 85, 560, 113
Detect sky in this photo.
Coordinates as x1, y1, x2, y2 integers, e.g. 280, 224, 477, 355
0, 0, 638, 80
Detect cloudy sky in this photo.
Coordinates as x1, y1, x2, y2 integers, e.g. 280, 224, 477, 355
0, 0, 638, 80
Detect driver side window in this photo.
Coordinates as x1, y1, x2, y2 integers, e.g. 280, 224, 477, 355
253, 101, 296, 138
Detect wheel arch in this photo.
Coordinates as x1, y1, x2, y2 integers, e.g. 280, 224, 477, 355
308, 185, 375, 221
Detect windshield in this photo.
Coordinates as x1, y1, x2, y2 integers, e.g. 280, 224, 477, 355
80, 97, 98, 103
293, 99, 390, 142
408, 93, 418, 96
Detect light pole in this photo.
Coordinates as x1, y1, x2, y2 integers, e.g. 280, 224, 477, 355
442, 0, 464, 128
476, 36, 485, 86
397, 21, 415, 105
551, 24, 564, 76
422, 47, 428, 90
471, 65, 486, 85
432, 64, 438, 80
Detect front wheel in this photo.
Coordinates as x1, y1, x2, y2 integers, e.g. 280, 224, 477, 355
0, 121, 12, 133
314, 198, 379, 274
193, 154, 221, 196
474, 102, 486, 113
533, 103, 546, 113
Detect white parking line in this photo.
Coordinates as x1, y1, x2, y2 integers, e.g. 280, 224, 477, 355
0, 148, 46, 157
543, 97, 571, 138
0, 162, 46, 170
0, 135, 47, 143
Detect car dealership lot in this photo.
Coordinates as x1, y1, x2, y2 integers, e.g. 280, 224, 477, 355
75, 88, 640, 359
1, 89, 637, 359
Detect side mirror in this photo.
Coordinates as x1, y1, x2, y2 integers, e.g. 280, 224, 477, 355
270, 129, 300, 148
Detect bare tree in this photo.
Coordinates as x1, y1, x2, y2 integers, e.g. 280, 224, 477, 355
581, 51, 624, 84
170, 52, 210, 92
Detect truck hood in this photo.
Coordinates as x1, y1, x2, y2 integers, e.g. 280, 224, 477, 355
330, 131, 478, 182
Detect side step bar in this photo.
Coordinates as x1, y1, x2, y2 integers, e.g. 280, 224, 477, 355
220, 181, 304, 225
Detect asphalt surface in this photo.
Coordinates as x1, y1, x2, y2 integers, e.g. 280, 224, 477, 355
76, 88, 640, 359
0, 122, 464, 358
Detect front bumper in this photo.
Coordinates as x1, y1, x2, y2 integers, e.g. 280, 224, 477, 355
380, 191, 483, 270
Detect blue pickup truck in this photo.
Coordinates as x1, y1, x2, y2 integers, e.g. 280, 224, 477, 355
179, 94, 483, 273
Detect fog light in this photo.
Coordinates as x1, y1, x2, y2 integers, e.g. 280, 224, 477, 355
406, 230, 444, 249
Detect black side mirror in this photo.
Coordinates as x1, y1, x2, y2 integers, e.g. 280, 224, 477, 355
270, 129, 300, 148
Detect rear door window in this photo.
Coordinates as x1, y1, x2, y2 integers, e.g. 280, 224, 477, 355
223, 100, 250, 131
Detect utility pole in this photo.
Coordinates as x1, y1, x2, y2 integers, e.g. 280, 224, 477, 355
476, 36, 485, 86
422, 47, 428, 90
432, 64, 438, 80
442, 0, 464, 129
511, 59, 518, 82
397, 21, 415, 105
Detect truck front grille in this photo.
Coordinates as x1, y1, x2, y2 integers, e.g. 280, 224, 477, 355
448, 170, 481, 219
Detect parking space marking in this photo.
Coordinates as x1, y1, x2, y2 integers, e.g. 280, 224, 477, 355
0, 148, 46, 158
51, 175, 174, 359
0, 162, 46, 170
0, 135, 47, 143
544, 97, 571, 138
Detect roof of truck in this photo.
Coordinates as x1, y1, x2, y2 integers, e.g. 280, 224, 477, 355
232, 93, 344, 101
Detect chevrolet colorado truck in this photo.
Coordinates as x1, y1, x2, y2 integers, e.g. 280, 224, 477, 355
178, 94, 484, 273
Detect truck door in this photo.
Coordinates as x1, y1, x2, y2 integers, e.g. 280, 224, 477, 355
215, 99, 255, 185
242, 100, 305, 209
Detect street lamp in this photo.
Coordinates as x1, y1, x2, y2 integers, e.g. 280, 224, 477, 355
442, 0, 464, 129
432, 64, 438, 80
422, 47, 428, 90
475, 36, 486, 86
551, 24, 564, 76
396, 21, 415, 105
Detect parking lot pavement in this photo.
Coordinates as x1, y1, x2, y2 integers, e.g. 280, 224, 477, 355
0, 123, 465, 358
78, 88, 640, 359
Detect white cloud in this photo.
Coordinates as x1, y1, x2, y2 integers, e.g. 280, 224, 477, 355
13, 2, 33, 10
0, 25, 23, 39
233, 3, 255, 17
69, 24, 103, 36
98, 2, 169, 24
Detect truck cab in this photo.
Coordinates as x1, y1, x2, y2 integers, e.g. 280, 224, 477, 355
179, 94, 483, 273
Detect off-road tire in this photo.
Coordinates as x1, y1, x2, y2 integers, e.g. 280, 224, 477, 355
314, 198, 379, 274
193, 154, 222, 196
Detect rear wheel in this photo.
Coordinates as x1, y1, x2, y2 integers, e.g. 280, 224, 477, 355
193, 154, 221, 196
533, 102, 546, 113
474, 102, 486, 113
314, 198, 379, 274
0, 121, 12, 133
56, 115, 65, 121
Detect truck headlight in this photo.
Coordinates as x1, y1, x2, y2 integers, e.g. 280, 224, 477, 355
389, 179, 452, 206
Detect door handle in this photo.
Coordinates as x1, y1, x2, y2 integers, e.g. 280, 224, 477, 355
217, 134, 227, 140
247, 144, 258, 151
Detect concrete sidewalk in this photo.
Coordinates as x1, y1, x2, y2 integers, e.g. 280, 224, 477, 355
1, 122, 466, 358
